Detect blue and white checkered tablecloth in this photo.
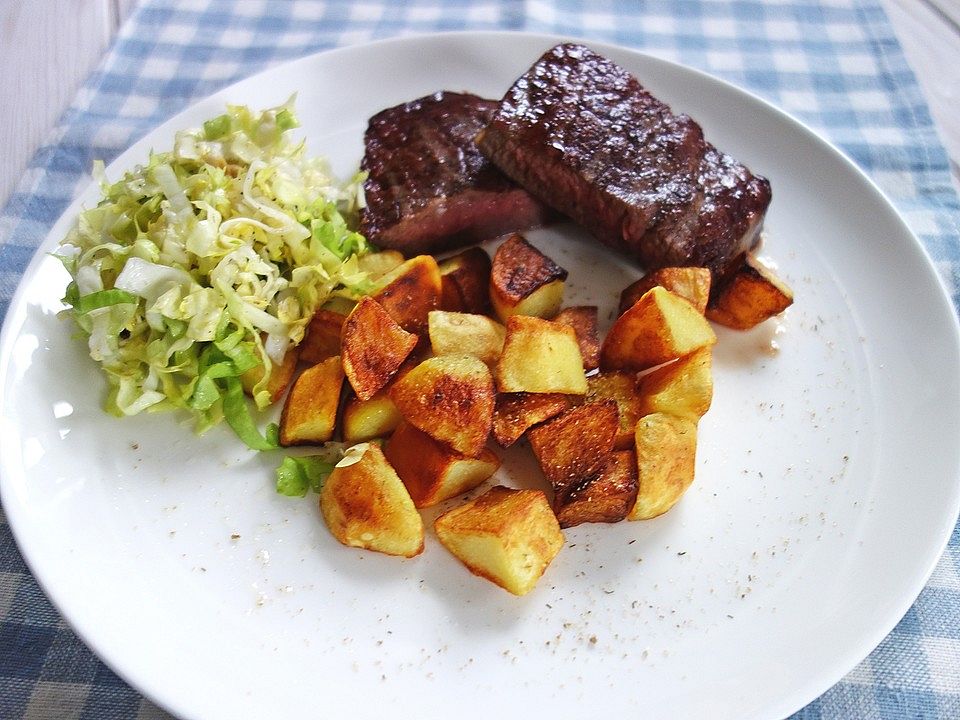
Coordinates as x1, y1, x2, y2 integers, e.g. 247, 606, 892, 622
1, 1, 958, 718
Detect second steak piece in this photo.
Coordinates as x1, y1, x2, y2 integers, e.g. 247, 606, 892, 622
476, 43, 771, 285
360, 91, 555, 256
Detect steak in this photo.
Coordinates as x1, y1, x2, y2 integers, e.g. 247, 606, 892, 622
475, 43, 771, 287
690, 145, 771, 287
360, 91, 555, 256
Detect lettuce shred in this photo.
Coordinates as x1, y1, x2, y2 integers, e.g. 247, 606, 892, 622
56, 97, 373, 447
275, 450, 342, 497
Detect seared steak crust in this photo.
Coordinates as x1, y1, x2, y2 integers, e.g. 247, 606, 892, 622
691, 146, 771, 285
360, 91, 554, 255
476, 43, 770, 284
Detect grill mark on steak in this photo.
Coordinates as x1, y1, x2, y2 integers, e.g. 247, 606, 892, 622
476, 43, 771, 288
360, 91, 555, 256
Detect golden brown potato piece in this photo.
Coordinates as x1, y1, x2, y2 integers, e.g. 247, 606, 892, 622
600, 286, 717, 372
341, 297, 418, 401
637, 347, 713, 421
341, 349, 426, 442
554, 450, 639, 528
628, 413, 698, 520
586, 371, 644, 450
706, 254, 794, 329
279, 355, 345, 446
299, 309, 346, 364
389, 354, 495, 457
372, 254, 442, 334
527, 400, 619, 497
434, 485, 564, 596
384, 422, 500, 508
341, 391, 403, 443
491, 392, 571, 447
553, 306, 600, 371
240, 343, 301, 404
439, 246, 492, 314
427, 310, 506, 367
618, 267, 712, 316
319, 443, 424, 557
494, 315, 587, 395
490, 234, 568, 321
358, 249, 405, 280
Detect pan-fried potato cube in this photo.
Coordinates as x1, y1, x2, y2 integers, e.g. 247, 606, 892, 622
494, 315, 587, 394
637, 348, 713, 421
341, 352, 424, 442
372, 254, 442, 334
428, 310, 506, 367
555, 450, 639, 528
389, 354, 495, 457
319, 443, 424, 557
300, 309, 346, 364
341, 297, 418, 401
600, 286, 717, 372
553, 306, 600, 371
342, 391, 403, 443
618, 267, 712, 316
279, 355, 345, 446
439, 246, 491, 314
384, 422, 500, 507
492, 392, 571, 447
628, 413, 698, 520
358, 249, 405, 280
240, 343, 300, 404
490, 234, 568, 321
434, 485, 564, 596
527, 400, 619, 497
586, 371, 644, 450
706, 254, 794, 329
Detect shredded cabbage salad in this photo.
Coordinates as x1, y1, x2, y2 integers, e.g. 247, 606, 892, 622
57, 98, 374, 449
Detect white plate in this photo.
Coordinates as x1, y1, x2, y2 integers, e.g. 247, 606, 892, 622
2, 31, 959, 720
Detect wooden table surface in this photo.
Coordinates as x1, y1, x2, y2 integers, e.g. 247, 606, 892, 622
1, 0, 958, 210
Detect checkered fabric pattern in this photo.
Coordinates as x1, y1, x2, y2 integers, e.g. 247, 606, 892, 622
1, 1, 958, 718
